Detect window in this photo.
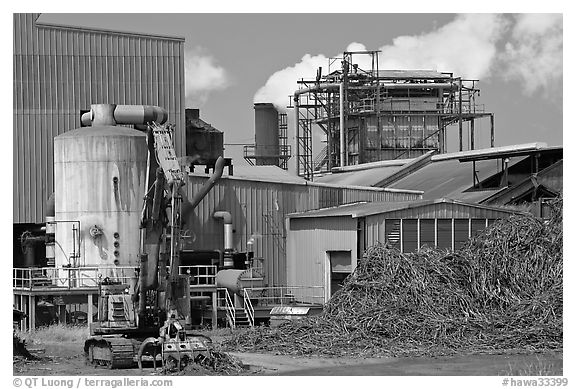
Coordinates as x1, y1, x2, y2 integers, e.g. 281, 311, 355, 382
420, 219, 435, 248
385, 219, 401, 249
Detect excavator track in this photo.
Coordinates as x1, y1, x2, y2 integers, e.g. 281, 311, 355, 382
85, 336, 136, 369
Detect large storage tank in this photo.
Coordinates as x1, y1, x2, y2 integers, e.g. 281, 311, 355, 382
54, 105, 147, 271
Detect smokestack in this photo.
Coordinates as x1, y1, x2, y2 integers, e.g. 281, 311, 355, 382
254, 103, 280, 166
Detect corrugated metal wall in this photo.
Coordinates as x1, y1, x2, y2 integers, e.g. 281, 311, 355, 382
286, 216, 357, 303
184, 175, 420, 286
13, 13, 185, 223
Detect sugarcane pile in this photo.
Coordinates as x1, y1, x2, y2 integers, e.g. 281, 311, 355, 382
224, 199, 562, 357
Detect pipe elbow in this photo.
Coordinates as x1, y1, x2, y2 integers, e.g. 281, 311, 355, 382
213, 211, 232, 224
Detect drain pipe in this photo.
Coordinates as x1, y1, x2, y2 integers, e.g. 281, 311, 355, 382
213, 211, 233, 269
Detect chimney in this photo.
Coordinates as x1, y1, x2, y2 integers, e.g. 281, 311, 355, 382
185, 108, 200, 121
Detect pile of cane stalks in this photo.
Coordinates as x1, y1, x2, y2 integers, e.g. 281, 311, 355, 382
225, 199, 563, 357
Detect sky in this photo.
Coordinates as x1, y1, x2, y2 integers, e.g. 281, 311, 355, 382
38, 13, 563, 170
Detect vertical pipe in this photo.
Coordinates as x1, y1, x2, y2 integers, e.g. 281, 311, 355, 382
490, 114, 495, 148
294, 97, 300, 175
339, 82, 345, 167
458, 78, 463, 152
470, 119, 475, 150
87, 294, 93, 327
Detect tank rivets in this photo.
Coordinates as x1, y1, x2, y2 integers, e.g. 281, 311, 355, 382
113, 241, 120, 248
113, 232, 120, 239
114, 250, 120, 257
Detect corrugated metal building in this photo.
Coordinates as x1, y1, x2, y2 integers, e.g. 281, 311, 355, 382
286, 199, 525, 302
182, 166, 422, 287
13, 13, 185, 224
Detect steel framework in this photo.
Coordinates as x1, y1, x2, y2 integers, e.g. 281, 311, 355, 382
290, 50, 495, 180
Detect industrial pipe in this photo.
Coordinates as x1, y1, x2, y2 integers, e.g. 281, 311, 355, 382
339, 82, 345, 168
183, 156, 225, 216
213, 211, 233, 268
81, 104, 168, 126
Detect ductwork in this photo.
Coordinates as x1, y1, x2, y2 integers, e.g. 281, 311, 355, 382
181, 156, 226, 226
81, 104, 168, 127
213, 211, 233, 269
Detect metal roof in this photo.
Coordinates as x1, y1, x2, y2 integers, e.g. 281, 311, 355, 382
431, 143, 549, 162
315, 164, 407, 186
188, 165, 423, 195
222, 166, 307, 185
288, 198, 526, 219
387, 156, 527, 201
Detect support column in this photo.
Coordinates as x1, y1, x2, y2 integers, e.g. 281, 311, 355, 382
59, 304, 67, 325
87, 294, 94, 327
29, 295, 36, 332
211, 290, 217, 329
20, 294, 25, 331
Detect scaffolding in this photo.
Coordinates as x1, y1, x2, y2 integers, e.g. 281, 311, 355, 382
290, 50, 495, 180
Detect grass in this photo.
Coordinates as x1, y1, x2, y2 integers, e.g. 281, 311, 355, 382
16, 324, 89, 346
503, 356, 562, 376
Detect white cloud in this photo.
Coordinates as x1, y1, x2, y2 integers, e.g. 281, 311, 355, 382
254, 14, 562, 109
253, 53, 329, 111
185, 47, 230, 107
500, 14, 562, 95
377, 14, 507, 79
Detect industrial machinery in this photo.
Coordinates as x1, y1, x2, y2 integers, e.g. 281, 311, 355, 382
83, 104, 224, 370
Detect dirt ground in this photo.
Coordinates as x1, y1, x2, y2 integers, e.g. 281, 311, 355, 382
13, 342, 562, 376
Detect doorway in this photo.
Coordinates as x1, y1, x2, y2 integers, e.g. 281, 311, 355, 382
325, 250, 352, 301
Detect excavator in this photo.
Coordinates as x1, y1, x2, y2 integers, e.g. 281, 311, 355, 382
84, 118, 225, 371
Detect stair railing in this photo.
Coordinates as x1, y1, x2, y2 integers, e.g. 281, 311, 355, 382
223, 288, 236, 329
243, 289, 255, 327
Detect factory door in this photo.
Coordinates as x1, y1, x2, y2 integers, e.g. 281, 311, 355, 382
325, 250, 352, 301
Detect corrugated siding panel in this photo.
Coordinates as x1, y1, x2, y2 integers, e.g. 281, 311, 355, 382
185, 175, 415, 287
13, 14, 185, 223
437, 219, 452, 250
420, 219, 435, 248
287, 216, 356, 303
454, 219, 470, 250
471, 219, 487, 237
402, 219, 417, 252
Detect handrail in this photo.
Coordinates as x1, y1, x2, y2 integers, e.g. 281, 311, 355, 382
243, 289, 255, 327
243, 286, 326, 306
12, 265, 218, 290
222, 288, 236, 329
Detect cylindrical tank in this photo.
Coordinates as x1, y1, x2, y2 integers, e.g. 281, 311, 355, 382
254, 103, 280, 166
54, 104, 147, 272
216, 268, 265, 296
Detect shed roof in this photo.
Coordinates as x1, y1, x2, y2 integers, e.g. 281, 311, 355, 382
387, 156, 526, 201
189, 165, 422, 195
315, 164, 407, 186
287, 198, 526, 219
